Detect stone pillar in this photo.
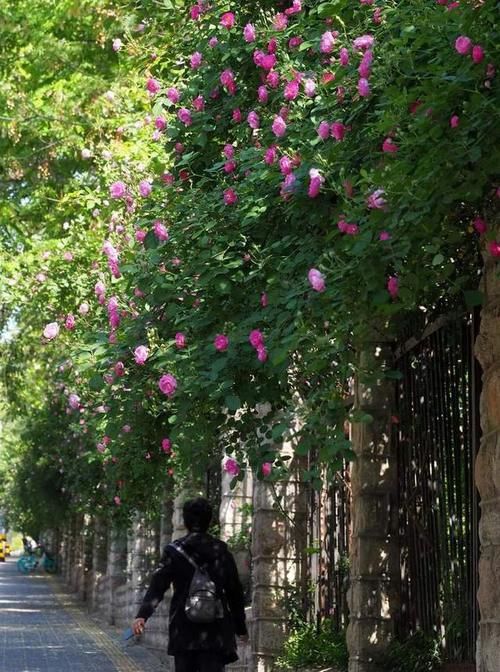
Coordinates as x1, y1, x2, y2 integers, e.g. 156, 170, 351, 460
220, 466, 253, 595
128, 514, 159, 622
347, 345, 399, 672
475, 240, 500, 672
251, 456, 308, 672
106, 526, 127, 625
90, 516, 108, 611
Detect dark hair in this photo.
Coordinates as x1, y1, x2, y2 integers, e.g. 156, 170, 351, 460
183, 497, 213, 533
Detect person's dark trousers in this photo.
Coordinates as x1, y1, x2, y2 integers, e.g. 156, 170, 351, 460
174, 652, 225, 672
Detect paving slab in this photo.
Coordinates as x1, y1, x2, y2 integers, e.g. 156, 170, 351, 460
0, 558, 165, 672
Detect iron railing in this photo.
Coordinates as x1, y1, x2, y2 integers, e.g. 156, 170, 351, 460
395, 310, 480, 663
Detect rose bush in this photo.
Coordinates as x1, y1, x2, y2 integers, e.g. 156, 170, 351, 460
1, 0, 499, 526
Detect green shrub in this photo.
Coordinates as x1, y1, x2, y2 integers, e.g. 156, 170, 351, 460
275, 620, 348, 672
374, 632, 442, 672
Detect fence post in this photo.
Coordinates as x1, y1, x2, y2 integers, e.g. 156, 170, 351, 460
347, 343, 399, 672
475, 232, 500, 672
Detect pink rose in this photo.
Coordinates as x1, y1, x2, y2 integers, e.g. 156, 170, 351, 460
382, 137, 398, 153
247, 110, 260, 129
154, 220, 169, 241
135, 229, 147, 243
367, 188, 386, 209
261, 292, 269, 307
159, 373, 178, 397
488, 241, 500, 258
243, 23, 256, 42
264, 146, 278, 164
304, 79, 316, 97
224, 457, 240, 476
223, 144, 235, 159
473, 217, 487, 234
193, 95, 205, 111
146, 77, 161, 94
214, 334, 229, 351
339, 47, 350, 66
471, 45, 484, 64
267, 70, 280, 88
190, 51, 202, 69
308, 268, 326, 292
43, 322, 60, 340
65, 314, 76, 330
353, 34, 374, 51
358, 78, 371, 97
379, 231, 391, 241
167, 87, 181, 103
284, 79, 300, 101
68, 394, 80, 410
308, 169, 324, 198
162, 438, 172, 453
256, 345, 268, 362
331, 122, 346, 141
175, 332, 187, 348
272, 115, 287, 137
139, 180, 152, 197
178, 107, 193, 126
450, 115, 460, 128
455, 36, 472, 55
232, 108, 242, 123
387, 275, 399, 299
220, 12, 235, 29
273, 12, 288, 31
134, 345, 149, 365
223, 188, 238, 205
262, 462, 272, 477
79, 302, 90, 315
112, 38, 122, 52
249, 329, 264, 348
110, 181, 127, 198
320, 31, 335, 54
257, 86, 269, 104
114, 361, 125, 377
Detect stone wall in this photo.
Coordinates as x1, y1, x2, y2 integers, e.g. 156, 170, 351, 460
346, 346, 398, 672
475, 242, 500, 672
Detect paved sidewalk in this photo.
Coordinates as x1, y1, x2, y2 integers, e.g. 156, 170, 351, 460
0, 557, 165, 672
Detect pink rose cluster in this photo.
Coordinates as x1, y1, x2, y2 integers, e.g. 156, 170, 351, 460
317, 121, 347, 141
102, 240, 120, 278
95, 281, 106, 305
249, 329, 267, 362
454, 36, 484, 64
352, 34, 375, 98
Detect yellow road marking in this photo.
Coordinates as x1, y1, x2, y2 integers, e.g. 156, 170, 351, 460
49, 577, 145, 672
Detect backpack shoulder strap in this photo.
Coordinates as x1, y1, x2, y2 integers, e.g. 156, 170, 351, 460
168, 542, 200, 571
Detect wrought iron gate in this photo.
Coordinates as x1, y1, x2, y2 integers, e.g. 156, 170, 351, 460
395, 311, 480, 663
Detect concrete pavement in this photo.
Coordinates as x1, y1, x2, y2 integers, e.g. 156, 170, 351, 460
0, 557, 164, 672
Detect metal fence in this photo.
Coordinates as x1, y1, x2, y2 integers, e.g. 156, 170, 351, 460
305, 459, 351, 630
394, 310, 480, 662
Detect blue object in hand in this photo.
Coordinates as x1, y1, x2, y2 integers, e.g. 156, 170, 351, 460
122, 627, 135, 641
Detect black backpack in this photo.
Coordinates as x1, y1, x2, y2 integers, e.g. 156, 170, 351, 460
169, 542, 224, 624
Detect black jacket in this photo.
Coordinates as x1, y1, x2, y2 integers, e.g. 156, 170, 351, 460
136, 532, 248, 662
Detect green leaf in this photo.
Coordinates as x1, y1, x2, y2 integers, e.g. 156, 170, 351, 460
384, 369, 404, 380
224, 394, 241, 412
464, 290, 484, 307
